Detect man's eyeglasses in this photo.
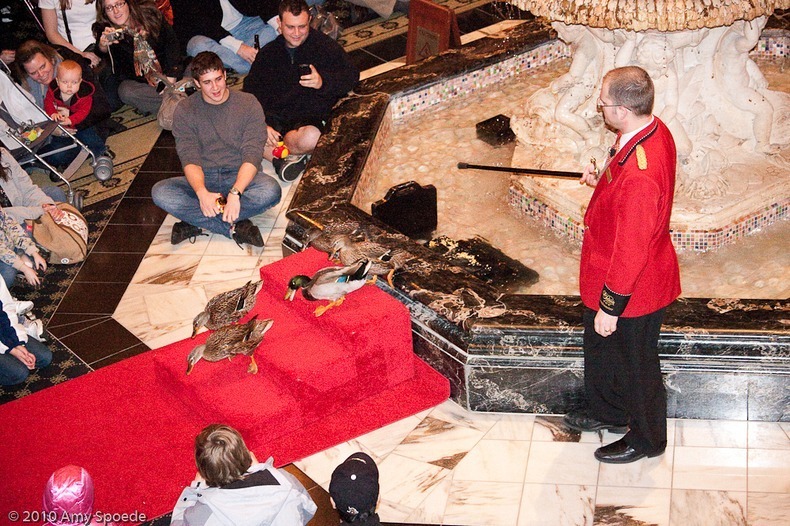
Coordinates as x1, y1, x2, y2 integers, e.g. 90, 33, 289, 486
105, 1, 127, 13
597, 99, 630, 111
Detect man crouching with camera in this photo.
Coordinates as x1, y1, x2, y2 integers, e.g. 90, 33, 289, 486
243, 0, 359, 182
152, 51, 281, 248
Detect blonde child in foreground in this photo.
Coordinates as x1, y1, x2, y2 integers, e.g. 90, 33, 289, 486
170, 424, 317, 525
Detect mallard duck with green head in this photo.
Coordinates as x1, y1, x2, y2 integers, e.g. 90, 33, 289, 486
192, 280, 263, 338
186, 316, 274, 375
285, 259, 372, 317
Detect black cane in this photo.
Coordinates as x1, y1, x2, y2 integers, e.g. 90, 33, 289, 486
457, 162, 580, 179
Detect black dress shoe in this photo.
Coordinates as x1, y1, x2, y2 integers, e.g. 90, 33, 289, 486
232, 219, 264, 248
594, 437, 664, 464
564, 411, 628, 434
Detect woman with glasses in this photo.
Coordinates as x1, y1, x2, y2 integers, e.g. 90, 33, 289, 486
94, 0, 183, 114
38, 0, 102, 68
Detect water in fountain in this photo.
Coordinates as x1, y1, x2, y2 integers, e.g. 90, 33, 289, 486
354, 58, 789, 298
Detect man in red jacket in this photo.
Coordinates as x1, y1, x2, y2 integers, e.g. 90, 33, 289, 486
564, 66, 681, 464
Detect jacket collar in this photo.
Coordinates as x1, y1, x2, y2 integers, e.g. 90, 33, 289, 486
617, 117, 659, 167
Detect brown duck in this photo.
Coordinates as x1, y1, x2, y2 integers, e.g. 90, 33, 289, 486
192, 280, 263, 338
331, 235, 411, 287
186, 316, 274, 375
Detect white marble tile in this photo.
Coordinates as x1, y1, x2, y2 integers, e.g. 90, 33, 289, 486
748, 422, 790, 450
779, 422, 790, 439
354, 414, 424, 459
443, 480, 522, 526
114, 283, 192, 345
517, 483, 594, 526
402, 474, 452, 524
747, 492, 790, 525
598, 446, 674, 489
205, 232, 265, 256
130, 254, 201, 285
484, 413, 535, 440
675, 420, 747, 448
672, 447, 747, 491
143, 286, 208, 325
595, 486, 671, 526
377, 453, 450, 511
453, 439, 530, 483
391, 414, 486, 467
748, 448, 790, 493
427, 400, 501, 434
190, 255, 262, 283
668, 489, 747, 526
524, 441, 600, 486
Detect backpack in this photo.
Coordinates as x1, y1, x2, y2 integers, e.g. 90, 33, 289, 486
31, 202, 88, 265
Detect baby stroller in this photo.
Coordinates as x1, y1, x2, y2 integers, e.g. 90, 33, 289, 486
0, 64, 113, 211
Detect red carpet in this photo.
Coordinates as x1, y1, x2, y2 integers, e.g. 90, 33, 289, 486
0, 249, 449, 522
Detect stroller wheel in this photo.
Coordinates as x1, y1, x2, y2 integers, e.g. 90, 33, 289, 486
93, 155, 114, 182
69, 189, 86, 211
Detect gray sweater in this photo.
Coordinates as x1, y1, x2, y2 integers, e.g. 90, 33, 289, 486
172, 90, 266, 172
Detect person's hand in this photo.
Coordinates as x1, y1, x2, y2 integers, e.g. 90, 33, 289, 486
222, 193, 241, 224
32, 251, 47, 272
60, 116, 73, 127
299, 65, 322, 89
1, 49, 15, 65
196, 189, 223, 217
51, 113, 63, 122
82, 50, 101, 68
43, 203, 65, 222
266, 126, 282, 148
579, 161, 600, 187
594, 309, 618, 337
10, 345, 36, 369
237, 43, 258, 64
20, 265, 41, 287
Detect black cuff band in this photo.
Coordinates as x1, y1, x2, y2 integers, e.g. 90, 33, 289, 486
599, 285, 630, 316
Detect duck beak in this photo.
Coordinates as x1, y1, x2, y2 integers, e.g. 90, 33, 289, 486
186, 362, 194, 375
285, 288, 296, 301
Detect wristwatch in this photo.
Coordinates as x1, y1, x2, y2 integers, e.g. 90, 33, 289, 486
229, 186, 242, 196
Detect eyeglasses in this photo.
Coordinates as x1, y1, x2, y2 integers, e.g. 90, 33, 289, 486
597, 98, 631, 111
104, 1, 127, 13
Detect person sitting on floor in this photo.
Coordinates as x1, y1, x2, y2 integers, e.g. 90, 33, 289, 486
242, 0, 359, 182
0, 208, 47, 290
93, 0, 184, 114
170, 423, 317, 525
329, 452, 381, 526
151, 51, 281, 248
0, 278, 51, 386
43, 465, 113, 526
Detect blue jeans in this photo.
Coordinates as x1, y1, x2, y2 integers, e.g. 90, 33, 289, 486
40, 127, 107, 168
0, 337, 53, 386
186, 15, 278, 75
151, 169, 282, 237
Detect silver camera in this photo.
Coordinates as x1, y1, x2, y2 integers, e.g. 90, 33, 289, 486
105, 28, 126, 43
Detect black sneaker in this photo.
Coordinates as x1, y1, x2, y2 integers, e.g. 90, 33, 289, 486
276, 154, 309, 182
171, 221, 205, 245
232, 219, 264, 248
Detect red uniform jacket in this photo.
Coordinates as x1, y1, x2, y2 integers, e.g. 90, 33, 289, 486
44, 79, 95, 129
580, 117, 681, 318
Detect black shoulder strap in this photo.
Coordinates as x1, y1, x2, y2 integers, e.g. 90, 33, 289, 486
61, 5, 73, 45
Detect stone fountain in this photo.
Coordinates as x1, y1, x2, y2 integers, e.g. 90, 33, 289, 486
507, 0, 790, 250
282, 12, 789, 421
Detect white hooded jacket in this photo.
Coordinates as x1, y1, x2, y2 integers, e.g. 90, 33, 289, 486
170, 458, 317, 526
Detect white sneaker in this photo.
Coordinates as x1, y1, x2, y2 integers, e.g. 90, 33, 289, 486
23, 317, 44, 341
11, 300, 34, 316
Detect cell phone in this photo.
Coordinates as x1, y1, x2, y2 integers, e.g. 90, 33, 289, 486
298, 64, 311, 77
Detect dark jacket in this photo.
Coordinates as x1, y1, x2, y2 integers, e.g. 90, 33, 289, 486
170, 0, 278, 48
243, 28, 359, 124
0, 300, 21, 352
94, 15, 182, 83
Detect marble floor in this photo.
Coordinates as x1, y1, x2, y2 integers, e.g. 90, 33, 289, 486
34, 15, 790, 526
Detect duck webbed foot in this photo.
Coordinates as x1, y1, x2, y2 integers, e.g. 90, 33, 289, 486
314, 297, 345, 317
247, 355, 258, 374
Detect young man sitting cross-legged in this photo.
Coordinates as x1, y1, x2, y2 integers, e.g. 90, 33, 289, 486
152, 51, 282, 248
